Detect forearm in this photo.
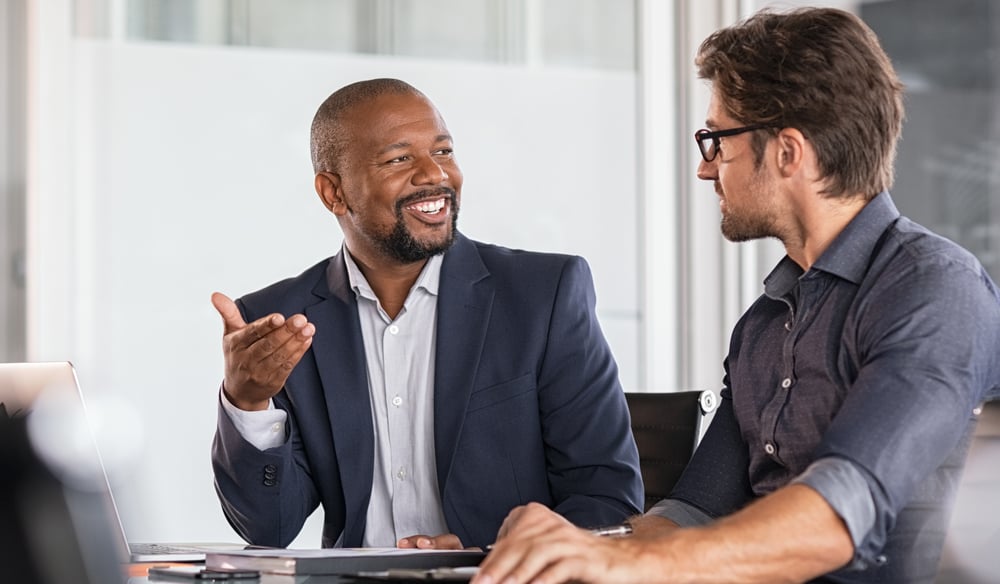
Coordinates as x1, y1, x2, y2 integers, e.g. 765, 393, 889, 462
651, 484, 853, 584
627, 513, 678, 538
476, 488, 852, 584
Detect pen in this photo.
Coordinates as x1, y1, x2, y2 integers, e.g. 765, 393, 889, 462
485, 522, 632, 550
587, 523, 633, 537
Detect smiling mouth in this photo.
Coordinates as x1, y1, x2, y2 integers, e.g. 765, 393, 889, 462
406, 197, 447, 215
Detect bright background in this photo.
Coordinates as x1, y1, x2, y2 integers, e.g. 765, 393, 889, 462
1, 0, 997, 558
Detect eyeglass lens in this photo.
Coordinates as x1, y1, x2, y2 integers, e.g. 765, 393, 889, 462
696, 131, 718, 162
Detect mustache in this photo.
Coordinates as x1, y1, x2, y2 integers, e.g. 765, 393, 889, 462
395, 187, 458, 213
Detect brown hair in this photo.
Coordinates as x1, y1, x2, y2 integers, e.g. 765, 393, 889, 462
310, 78, 426, 174
696, 7, 904, 198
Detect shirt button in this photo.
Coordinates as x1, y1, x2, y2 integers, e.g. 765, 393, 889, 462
781, 378, 792, 389
271, 423, 282, 433
764, 443, 776, 455
397, 467, 407, 480
388, 325, 400, 335
392, 395, 403, 407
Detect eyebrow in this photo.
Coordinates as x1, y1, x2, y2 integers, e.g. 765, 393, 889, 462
377, 134, 453, 156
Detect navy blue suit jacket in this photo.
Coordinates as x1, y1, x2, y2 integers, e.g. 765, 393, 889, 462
212, 234, 643, 549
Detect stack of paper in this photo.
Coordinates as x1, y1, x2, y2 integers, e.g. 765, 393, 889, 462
204, 547, 485, 576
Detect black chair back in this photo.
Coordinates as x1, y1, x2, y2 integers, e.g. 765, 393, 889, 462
624, 390, 716, 512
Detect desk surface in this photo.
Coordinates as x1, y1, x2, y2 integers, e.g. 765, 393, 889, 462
130, 569, 378, 583
130, 576, 358, 584
128, 563, 469, 583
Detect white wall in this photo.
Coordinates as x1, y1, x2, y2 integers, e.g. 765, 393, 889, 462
30, 38, 638, 545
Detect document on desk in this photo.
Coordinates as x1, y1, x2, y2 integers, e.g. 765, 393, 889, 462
204, 547, 485, 576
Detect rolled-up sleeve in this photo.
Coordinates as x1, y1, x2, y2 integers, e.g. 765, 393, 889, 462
813, 255, 1000, 565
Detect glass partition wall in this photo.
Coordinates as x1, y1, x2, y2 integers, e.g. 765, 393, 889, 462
120, 0, 636, 70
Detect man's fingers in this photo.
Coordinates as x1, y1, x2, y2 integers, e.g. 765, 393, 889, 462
398, 534, 464, 550
476, 539, 534, 584
240, 314, 314, 361
496, 504, 530, 541
228, 315, 314, 395
235, 313, 286, 351
496, 503, 558, 542
211, 292, 248, 334
423, 534, 463, 550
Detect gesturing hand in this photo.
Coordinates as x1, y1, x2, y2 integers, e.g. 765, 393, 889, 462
211, 292, 316, 411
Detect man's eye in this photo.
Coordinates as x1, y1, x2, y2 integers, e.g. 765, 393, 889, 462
435, 148, 454, 156
387, 156, 409, 164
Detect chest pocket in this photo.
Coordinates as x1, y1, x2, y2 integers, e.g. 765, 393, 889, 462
466, 373, 535, 413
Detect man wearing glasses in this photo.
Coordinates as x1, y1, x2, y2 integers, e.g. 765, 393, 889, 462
474, 7, 1000, 584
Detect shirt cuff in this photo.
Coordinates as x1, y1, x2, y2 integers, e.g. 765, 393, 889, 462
792, 456, 876, 569
219, 388, 288, 451
644, 498, 714, 527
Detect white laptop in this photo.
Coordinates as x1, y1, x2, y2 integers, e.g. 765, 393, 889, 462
0, 361, 250, 562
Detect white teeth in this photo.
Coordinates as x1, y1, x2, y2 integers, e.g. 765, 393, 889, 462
410, 199, 446, 214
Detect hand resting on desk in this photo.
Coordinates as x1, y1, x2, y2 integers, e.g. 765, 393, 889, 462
398, 533, 469, 551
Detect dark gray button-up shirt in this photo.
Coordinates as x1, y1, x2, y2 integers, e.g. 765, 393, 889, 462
664, 192, 1000, 583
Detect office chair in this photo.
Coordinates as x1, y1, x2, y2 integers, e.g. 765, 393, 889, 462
624, 390, 718, 511
935, 399, 1000, 584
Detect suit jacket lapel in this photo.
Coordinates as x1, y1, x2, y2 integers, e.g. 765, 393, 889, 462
434, 234, 494, 492
305, 250, 373, 546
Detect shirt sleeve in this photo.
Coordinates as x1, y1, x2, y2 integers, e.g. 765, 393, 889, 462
534, 255, 645, 524
792, 456, 876, 569
668, 385, 755, 519
644, 498, 714, 527
219, 388, 288, 451
813, 248, 1000, 565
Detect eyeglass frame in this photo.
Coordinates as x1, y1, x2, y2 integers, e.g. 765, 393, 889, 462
694, 124, 775, 162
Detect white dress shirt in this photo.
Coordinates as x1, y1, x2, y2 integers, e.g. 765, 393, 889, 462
222, 248, 449, 546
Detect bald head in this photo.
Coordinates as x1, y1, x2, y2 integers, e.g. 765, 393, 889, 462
310, 78, 427, 174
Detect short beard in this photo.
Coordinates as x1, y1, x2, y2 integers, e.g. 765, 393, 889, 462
719, 164, 777, 242
720, 213, 774, 242
377, 188, 459, 263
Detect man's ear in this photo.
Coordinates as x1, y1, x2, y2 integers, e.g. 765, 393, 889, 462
315, 172, 346, 215
775, 128, 807, 177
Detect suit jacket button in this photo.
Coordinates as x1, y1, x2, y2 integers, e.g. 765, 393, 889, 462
263, 478, 277, 487
264, 464, 277, 473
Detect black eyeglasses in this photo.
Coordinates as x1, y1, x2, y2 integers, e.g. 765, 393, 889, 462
694, 124, 773, 162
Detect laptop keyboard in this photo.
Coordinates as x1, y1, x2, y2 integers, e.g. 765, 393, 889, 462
129, 543, 208, 555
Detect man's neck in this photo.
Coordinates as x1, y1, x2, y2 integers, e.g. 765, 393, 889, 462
343, 245, 428, 319
783, 193, 868, 270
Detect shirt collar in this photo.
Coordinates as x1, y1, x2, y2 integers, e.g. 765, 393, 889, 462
341, 243, 443, 303
764, 191, 901, 298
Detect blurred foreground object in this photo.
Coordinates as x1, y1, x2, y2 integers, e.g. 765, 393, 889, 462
0, 362, 124, 584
